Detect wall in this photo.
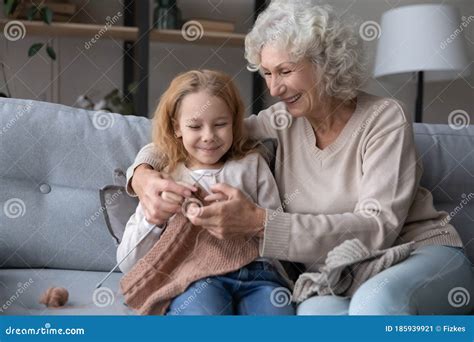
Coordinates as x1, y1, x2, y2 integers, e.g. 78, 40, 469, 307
0, 0, 472, 124
346, 0, 474, 125
0, 0, 255, 115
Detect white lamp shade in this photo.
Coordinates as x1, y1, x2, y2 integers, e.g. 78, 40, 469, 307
373, 4, 470, 82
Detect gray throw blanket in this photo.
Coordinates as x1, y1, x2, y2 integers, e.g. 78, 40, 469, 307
293, 239, 414, 303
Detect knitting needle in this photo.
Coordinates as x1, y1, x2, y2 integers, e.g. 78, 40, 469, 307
96, 177, 203, 289
95, 221, 160, 289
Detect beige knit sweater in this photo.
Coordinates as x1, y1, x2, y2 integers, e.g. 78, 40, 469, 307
127, 92, 463, 273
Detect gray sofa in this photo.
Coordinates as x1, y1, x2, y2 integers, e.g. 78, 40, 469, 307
0, 97, 473, 315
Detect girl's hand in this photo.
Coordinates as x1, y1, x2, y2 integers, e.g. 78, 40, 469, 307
161, 181, 195, 205
132, 164, 197, 225
188, 183, 267, 240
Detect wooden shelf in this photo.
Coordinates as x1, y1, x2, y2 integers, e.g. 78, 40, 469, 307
150, 29, 245, 47
0, 0, 264, 117
0, 20, 245, 47
0, 20, 136, 41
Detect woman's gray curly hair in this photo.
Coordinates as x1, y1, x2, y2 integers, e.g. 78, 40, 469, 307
245, 0, 365, 101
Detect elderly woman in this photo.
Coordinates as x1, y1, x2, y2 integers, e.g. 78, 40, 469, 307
126, 1, 473, 315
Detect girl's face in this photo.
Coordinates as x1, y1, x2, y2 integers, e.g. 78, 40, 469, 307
175, 91, 233, 169
260, 44, 320, 118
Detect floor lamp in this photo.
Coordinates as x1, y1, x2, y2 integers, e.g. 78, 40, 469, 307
373, 4, 470, 123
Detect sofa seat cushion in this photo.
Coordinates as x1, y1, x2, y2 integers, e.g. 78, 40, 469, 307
0, 268, 135, 315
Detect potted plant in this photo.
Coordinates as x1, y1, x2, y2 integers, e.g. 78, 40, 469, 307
3, 0, 56, 60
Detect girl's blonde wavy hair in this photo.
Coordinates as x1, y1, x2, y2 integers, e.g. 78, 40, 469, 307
152, 70, 256, 172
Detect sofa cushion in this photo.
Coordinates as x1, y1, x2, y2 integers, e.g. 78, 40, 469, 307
100, 185, 139, 245
0, 98, 151, 272
414, 123, 474, 262
0, 268, 135, 315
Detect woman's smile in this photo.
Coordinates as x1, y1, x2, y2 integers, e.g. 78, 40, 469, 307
282, 93, 302, 105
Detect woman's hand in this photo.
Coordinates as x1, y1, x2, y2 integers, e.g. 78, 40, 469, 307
131, 164, 197, 225
188, 183, 267, 239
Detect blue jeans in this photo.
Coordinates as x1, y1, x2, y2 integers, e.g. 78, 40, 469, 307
297, 245, 474, 315
166, 261, 295, 315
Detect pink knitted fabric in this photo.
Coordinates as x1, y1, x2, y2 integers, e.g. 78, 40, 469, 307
120, 190, 259, 315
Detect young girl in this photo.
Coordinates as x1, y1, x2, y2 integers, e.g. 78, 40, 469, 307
117, 70, 294, 315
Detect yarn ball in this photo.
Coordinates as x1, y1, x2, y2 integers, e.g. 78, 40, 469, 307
40, 287, 69, 308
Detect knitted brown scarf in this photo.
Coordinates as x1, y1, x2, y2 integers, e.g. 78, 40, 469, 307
119, 188, 259, 315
